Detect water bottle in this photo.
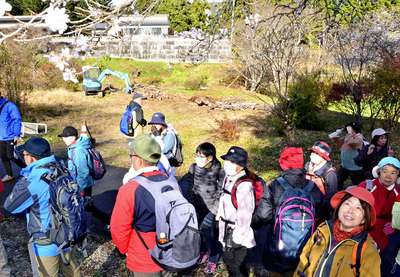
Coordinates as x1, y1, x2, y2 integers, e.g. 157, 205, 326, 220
158, 232, 168, 244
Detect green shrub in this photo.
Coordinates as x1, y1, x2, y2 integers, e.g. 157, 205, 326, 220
184, 76, 208, 90
287, 73, 326, 130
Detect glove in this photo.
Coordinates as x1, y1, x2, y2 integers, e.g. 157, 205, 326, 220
383, 222, 396, 235
200, 212, 215, 230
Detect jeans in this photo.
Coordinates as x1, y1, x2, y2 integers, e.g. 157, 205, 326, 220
197, 212, 222, 264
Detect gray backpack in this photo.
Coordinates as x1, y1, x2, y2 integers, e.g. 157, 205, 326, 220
133, 175, 200, 272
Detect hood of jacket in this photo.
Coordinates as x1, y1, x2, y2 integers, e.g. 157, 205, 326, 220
20, 155, 56, 177
69, 136, 92, 150
279, 168, 309, 188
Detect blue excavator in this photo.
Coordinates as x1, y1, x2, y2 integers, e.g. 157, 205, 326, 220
82, 66, 132, 97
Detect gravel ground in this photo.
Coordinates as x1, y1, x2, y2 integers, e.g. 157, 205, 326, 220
0, 214, 271, 277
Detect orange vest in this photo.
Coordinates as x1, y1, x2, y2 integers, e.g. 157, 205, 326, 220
305, 165, 334, 195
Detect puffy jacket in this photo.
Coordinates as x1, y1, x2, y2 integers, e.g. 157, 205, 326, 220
358, 178, 400, 251
67, 136, 94, 190
4, 156, 67, 257
295, 221, 381, 277
187, 158, 225, 216
111, 169, 173, 273
0, 97, 21, 141
257, 168, 326, 224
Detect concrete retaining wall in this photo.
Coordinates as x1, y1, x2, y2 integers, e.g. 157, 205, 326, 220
91, 37, 232, 63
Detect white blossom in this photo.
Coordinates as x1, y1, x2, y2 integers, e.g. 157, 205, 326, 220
44, 48, 71, 71
0, 0, 12, 16
63, 68, 78, 83
204, 9, 212, 17
109, 0, 129, 7
43, 4, 70, 34
219, 28, 228, 35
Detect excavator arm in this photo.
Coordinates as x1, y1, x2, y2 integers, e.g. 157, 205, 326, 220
98, 69, 132, 94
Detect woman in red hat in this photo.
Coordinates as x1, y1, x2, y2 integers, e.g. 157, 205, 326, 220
295, 187, 380, 277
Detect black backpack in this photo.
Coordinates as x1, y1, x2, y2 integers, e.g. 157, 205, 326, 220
168, 133, 184, 167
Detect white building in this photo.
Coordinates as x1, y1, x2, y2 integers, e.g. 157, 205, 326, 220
0, 15, 47, 30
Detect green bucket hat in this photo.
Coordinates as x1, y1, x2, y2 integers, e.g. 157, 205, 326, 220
129, 134, 161, 163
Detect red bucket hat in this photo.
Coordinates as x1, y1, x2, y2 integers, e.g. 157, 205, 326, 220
308, 141, 331, 161
279, 147, 304, 171
330, 187, 376, 226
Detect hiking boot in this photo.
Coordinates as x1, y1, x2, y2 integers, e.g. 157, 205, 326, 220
204, 261, 217, 275
197, 252, 210, 265
2, 175, 14, 182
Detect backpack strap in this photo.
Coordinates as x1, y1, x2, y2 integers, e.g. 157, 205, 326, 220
304, 180, 315, 193
366, 180, 373, 191
133, 225, 150, 250
351, 232, 369, 277
0, 100, 8, 115
276, 177, 292, 191
229, 175, 250, 209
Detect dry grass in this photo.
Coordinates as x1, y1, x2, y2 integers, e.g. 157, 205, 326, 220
24, 89, 265, 179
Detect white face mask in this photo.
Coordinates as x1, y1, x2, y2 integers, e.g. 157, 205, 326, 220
310, 153, 323, 165
224, 161, 239, 176
196, 156, 209, 168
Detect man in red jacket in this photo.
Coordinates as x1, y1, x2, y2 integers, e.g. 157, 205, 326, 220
110, 134, 172, 276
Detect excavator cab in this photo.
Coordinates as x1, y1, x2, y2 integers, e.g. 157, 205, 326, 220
82, 66, 103, 96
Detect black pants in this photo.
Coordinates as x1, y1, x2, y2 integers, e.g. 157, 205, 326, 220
337, 165, 364, 191
83, 187, 110, 225
222, 246, 248, 277
0, 140, 26, 177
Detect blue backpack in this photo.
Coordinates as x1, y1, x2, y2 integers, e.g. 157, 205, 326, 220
271, 177, 316, 269
33, 162, 87, 265
120, 105, 139, 136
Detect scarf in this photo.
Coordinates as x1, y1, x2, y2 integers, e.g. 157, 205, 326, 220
332, 219, 364, 242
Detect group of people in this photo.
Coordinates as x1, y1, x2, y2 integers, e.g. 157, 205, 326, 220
0, 89, 400, 277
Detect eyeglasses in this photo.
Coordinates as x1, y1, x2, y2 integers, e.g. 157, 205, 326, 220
21, 153, 30, 157
130, 154, 140, 160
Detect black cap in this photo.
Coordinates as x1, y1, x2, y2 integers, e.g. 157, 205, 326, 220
58, 126, 78, 137
16, 137, 51, 157
132, 93, 147, 100
346, 122, 361, 134
220, 146, 248, 168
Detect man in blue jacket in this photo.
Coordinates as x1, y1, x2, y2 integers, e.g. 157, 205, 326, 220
4, 137, 82, 276
0, 91, 26, 182
58, 125, 110, 230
